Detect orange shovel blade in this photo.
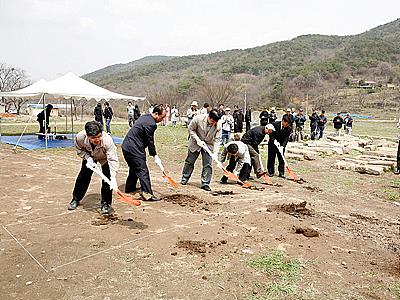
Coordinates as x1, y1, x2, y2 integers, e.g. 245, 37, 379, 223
116, 190, 141, 206
262, 174, 273, 185
287, 167, 297, 181
163, 173, 178, 188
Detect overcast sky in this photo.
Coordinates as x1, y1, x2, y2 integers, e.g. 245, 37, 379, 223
1, 0, 399, 81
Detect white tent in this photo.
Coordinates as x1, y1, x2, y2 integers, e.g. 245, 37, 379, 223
0, 72, 146, 149
0, 72, 145, 101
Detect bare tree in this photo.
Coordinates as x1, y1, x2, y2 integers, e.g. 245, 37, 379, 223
0, 63, 30, 114
198, 79, 237, 107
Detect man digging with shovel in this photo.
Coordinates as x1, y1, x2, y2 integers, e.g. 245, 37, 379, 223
68, 121, 119, 215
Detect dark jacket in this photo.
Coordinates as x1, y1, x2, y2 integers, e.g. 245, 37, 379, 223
134, 107, 141, 120
309, 112, 318, 127
103, 106, 113, 119
259, 110, 269, 123
245, 109, 252, 122
333, 116, 344, 129
94, 106, 103, 123
295, 114, 306, 128
241, 126, 266, 153
122, 114, 157, 158
282, 113, 295, 126
233, 109, 244, 124
268, 121, 291, 148
37, 108, 51, 125
317, 115, 327, 127
344, 116, 353, 128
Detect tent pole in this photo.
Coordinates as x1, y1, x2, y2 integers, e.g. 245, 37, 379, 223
71, 99, 74, 136
44, 94, 48, 149
65, 98, 68, 132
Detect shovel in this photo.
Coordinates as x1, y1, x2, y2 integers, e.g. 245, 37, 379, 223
154, 158, 178, 188
87, 163, 141, 206
199, 142, 250, 188
273, 140, 297, 181
258, 154, 273, 185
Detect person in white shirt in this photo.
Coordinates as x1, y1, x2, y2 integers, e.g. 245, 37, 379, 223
220, 107, 234, 145
219, 141, 251, 184
199, 102, 210, 115
170, 105, 179, 127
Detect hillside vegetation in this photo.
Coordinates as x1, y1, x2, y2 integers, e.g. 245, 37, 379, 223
84, 19, 400, 113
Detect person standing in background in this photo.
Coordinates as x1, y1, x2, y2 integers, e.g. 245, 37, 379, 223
171, 105, 179, 127
186, 101, 198, 126
245, 107, 252, 131
94, 103, 103, 128
259, 107, 269, 126
344, 113, 353, 135
103, 102, 113, 134
220, 107, 234, 145
36, 104, 53, 137
199, 103, 210, 115
268, 107, 277, 124
127, 101, 135, 127
162, 104, 170, 126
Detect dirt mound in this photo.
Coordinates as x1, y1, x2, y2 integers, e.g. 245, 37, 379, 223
304, 185, 323, 192
211, 190, 234, 196
176, 239, 227, 255
293, 225, 320, 237
91, 214, 120, 226
162, 194, 220, 211
273, 201, 313, 216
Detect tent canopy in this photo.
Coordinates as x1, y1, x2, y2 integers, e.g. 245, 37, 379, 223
0, 72, 145, 101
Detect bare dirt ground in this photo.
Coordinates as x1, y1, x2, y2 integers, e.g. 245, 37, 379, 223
0, 144, 399, 300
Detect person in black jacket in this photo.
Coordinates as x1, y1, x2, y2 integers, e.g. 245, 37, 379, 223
268, 107, 277, 124
103, 102, 113, 134
94, 103, 103, 128
332, 112, 344, 136
309, 109, 318, 140
233, 106, 244, 133
241, 124, 274, 178
317, 110, 327, 139
245, 107, 252, 131
267, 115, 292, 177
259, 107, 269, 126
122, 105, 166, 201
36, 104, 53, 137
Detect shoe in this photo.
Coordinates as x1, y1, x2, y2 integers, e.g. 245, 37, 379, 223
256, 171, 267, 178
267, 173, 274, 177
220, 180, 227, 184
278, 174, 285, 178
140, 192, 161, 202
180, 181, 188, 185
68, 199, 79, 210
201, 185, 211, 191
101, 204, 112, 215
395, 168, 400, 175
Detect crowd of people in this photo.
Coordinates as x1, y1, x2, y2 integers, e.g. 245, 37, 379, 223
67, 100, 363, 215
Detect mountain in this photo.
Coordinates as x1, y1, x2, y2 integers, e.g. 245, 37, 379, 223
84, 18, 400, 108
84, 55, 175, 79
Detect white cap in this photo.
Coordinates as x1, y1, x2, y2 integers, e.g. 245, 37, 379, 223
271, 107, 275, 111
191, 101, 198, 106
265, 124, 275, 131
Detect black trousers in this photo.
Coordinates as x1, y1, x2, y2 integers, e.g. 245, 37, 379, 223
72, 159, 112, 205
397, 141, 400, 169
267, 143, 285, 176
246, 122, 251, 132
123, 150, 153, 195
221, 156, 251, 183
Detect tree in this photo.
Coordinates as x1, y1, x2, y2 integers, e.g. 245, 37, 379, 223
198, 79, 237, 107
0, 63, 30, 114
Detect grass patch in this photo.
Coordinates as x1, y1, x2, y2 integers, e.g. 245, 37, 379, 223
383, 188, 400, 201
389, 284, 400, 300
248, 250, 304, 299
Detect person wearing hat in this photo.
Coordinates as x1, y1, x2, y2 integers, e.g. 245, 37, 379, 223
309, 108, 319, 140
221, 107, 234, 145
268, 107, 277, 124
283, 108, 295, 126
267, 115, 292, 177
316, 110, 327, 139
294, 108, 306, 142
181, 109, 222, 191
186, 101, 198, 126
259, 107, 269, 126
332, 112, 344, 136
240, 124, 274, 179
37, 104, 53, 137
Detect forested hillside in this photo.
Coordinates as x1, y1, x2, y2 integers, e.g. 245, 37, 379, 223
84, 18, 400, 112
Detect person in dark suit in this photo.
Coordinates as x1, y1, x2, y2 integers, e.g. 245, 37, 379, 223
267, 115, 292, 177
122, 105, 166, 201
36, 104, 53, 137
94, 103, 103, 128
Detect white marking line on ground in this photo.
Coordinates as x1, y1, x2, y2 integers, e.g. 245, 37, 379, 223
5, 211, 73, 227
2, 226, 49, 273
49, 199, 270, 272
